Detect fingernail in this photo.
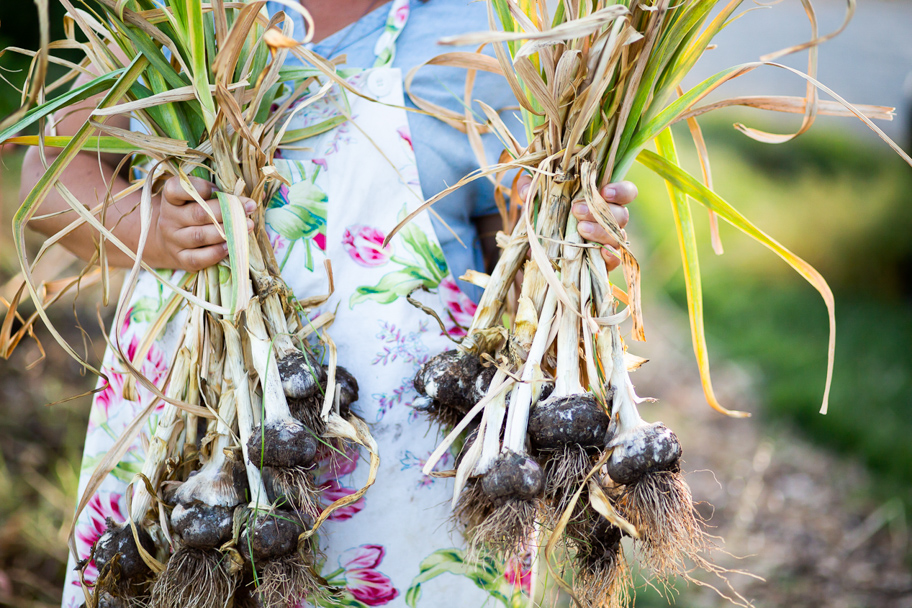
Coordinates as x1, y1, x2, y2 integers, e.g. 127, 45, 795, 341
603, 186, 617, 200
519, 184, 530, 200
244, 201, 256, 214
247, 219, 255, 231
573, 203, 589, 217
578, 221, 594, 236
222, 243, 229, 253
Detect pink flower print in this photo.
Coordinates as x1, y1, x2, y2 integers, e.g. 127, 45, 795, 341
503, 554, 533, 594
396, 126, 413, 152
127, 336, 170, 415
338, 545, 399, 605
73, 492, 126, 587
439, 277, 477, 337
315, 442, 360, 479
343, 225, 393, 267
313, 232, 327, 252
118, 334, 168, 387
120, 307, 134, 336
312, 158, 328, 172
270, 228, 292, 262
90, 370, 126, 431
392, 4, 409, 27
314, 443, 365, 521
319, 479, 365, 521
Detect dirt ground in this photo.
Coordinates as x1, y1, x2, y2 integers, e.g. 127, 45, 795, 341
631, 296, 912, 608
0, 306, 109, 608
0, 291, 910, 608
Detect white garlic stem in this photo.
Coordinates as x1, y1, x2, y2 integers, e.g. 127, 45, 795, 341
588, 248, 616, 385
553, 215, 585, 397
222, 320, 270, 507
130, 348, 191, 523
503, 288, 559, 454
580, 259, 600, 389
466, 223, 529, 340
245, 299, 294, 424
175, 387, 239, 508
248, 234, 300, 357
474, 383, 509, 475
609, 323, 644, 433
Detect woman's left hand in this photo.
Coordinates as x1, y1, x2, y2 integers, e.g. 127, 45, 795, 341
518, 179, 637, 272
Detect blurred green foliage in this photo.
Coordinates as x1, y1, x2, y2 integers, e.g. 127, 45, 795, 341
629, 114, 912, 509
0, 1, 75, 121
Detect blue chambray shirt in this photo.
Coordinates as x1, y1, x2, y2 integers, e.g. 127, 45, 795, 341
267, 0, 521, 300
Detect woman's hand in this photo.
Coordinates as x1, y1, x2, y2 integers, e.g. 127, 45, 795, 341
572, 181, 636, 271
21, 33, 258, 273
155, 176, 256, 272
518, 178, 637, 271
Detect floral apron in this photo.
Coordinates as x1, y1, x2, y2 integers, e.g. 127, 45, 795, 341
63, 2, 528, 607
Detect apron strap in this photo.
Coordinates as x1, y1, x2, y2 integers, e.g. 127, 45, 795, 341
372, 0, 411, 68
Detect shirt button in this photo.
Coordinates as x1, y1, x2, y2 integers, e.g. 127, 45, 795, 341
367, 70, 394, 98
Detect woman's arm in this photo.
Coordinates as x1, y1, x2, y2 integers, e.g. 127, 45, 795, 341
20, 46, 252, 272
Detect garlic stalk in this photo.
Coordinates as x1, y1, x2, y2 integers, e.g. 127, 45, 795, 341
605, 321, 682, 486
130, 346, 192, 525
245, 299, 317, 469
474, 260, 543, 475
550, 215, 584, 398
502, 287, 558, 454
526, 216, 612, 454
464, 222, 529, 344
92, 347, 192, 582
249, 234, 324, 400
222, 320, 269, 505
170, 385, 244, 549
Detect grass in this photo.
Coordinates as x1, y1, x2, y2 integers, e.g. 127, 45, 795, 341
0, 2, 74, 122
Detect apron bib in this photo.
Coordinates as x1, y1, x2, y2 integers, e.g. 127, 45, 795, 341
63, 2, 529, 606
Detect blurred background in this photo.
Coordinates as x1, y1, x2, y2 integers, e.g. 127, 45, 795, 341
1, 0, 910, 606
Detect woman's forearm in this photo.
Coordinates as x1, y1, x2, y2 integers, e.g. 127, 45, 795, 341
20, 145, 172, 269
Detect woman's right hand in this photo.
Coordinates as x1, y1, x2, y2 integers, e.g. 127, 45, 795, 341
155, 176, 256, 272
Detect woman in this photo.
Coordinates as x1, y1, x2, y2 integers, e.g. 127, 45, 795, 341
21, 1, 637, 606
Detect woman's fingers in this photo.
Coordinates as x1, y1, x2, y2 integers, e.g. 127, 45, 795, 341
174, 195, 257, 227
158, 176, 258, 272
162, 176, 215, 205
571, 202, 629, 232
601, 247, 622, 271
515, 175, 636, 273
570, 181, 635, 229
163, 176, 257, 226
581, 181, 638, 272
180, 197, 225, 225
601, 181, 637, 205
173, 218, 254, 249
577, 217, 620, 249
176, 243, 231, 272
517, 175, 533, 202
